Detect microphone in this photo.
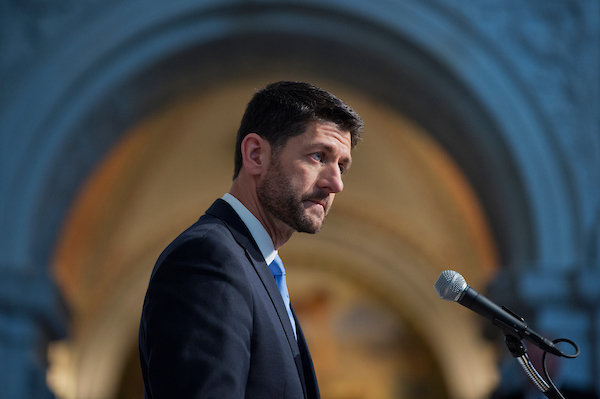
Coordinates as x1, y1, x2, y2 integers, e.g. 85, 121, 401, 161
434, 270, 563, 357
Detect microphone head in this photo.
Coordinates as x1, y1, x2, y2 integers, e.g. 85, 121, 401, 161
435, 270, 468, 302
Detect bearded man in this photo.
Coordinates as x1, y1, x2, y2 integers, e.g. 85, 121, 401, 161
139, 81, 363, 399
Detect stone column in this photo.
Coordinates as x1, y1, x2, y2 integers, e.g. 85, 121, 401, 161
0, 268, 67, 398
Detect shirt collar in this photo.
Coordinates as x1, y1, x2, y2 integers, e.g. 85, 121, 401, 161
222, 193, 277, 264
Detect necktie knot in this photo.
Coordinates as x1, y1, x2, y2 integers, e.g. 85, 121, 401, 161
268, 254, 285, 276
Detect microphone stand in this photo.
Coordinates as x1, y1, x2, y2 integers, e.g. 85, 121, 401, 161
495, 307, 579, 399
504, 334, 564, 399
433, 270, 578, 398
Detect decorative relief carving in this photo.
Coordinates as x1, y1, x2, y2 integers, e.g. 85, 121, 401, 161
1, 0, 70, 76
515, 2, 582, 61
0, 0, 114, 85
430, 0, 600, 227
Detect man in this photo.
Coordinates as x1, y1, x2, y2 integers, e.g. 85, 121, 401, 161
139, 81, 363, 398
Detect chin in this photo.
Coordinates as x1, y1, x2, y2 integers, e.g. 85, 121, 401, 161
295, 219, 323, 234
299, 227, 321, 235
307, 220, 325, 234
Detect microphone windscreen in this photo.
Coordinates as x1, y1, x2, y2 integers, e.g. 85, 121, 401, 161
435, 270, 467, 302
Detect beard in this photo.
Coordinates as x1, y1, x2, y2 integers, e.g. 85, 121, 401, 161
257, 159, 331, 234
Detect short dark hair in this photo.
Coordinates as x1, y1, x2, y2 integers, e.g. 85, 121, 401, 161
233, 81, 363, 179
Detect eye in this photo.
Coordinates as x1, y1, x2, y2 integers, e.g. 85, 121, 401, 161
311, 152, 323, 162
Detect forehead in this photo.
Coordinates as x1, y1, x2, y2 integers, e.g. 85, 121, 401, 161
298, 121, 352, 150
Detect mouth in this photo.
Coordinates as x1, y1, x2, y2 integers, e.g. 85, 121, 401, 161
304, 197, 328, 211
302, 191, 330, 212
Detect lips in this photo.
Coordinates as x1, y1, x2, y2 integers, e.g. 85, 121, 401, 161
304, 197, 330, 215
302, 190, 330, 214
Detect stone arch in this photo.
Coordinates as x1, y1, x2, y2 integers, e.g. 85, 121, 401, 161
6, 1, 577, 276
52, 79, 501, 399
2, 0, 581, 397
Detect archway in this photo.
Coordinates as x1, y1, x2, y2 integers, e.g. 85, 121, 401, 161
2, 2, 581, 398
50, 77, 499, 399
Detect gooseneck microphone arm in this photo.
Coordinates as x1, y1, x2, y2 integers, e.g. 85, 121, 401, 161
504, 334, 563, 399
434, 270, 579, 399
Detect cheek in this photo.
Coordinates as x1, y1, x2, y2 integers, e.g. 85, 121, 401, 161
288, 166, 315, 189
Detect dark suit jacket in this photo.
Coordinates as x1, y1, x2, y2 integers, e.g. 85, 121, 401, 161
139, 199, 320, 399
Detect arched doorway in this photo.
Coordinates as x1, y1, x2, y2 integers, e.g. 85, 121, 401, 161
2, 1, 590, 398
49, 77, 499, 399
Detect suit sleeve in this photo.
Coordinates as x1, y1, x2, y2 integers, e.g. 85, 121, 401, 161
139, 230, 254, 398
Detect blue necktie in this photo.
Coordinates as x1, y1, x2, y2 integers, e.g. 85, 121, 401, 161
268, 254, 297, 339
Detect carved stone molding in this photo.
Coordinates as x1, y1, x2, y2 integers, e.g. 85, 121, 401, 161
431, 0, 600, 230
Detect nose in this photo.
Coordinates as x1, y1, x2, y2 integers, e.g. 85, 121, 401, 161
318, 164, 344, 194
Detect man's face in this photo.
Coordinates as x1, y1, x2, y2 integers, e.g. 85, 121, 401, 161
257, 121, 353, 234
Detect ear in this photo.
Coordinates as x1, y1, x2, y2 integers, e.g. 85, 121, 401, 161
240, 133, 270, 176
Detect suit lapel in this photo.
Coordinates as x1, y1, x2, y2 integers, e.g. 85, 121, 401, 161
293, 307, 320, 399
206, 200, 308, 396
